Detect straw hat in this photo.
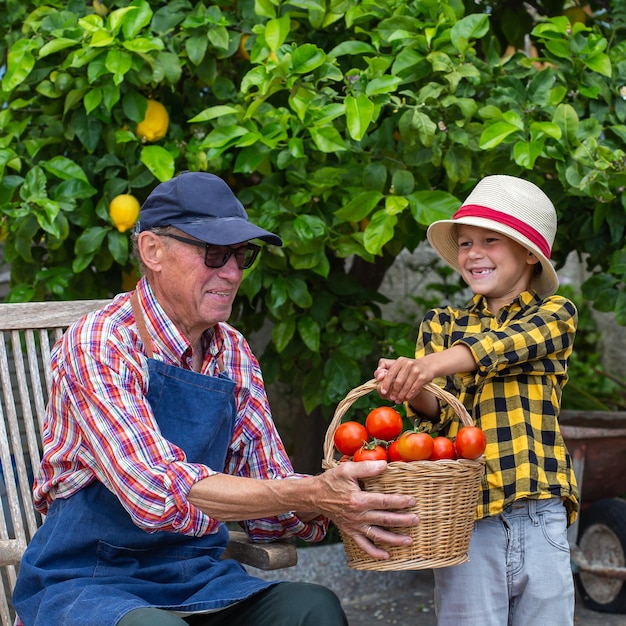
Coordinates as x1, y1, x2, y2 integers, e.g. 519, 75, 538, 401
426, 175, 559, 298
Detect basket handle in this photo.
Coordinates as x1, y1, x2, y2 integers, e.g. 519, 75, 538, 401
322, 378, 473, 467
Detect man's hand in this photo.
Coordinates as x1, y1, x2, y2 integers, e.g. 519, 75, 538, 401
312, 460, 418, 560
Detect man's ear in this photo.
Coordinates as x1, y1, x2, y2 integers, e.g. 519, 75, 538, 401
138, 232, 165, 271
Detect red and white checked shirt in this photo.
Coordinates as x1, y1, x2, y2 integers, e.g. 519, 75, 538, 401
33, 278, 326, 541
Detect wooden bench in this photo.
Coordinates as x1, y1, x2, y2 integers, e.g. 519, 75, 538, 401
0, 299, 296, 626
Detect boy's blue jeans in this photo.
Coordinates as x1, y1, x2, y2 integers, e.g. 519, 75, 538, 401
434, 497, 575, 626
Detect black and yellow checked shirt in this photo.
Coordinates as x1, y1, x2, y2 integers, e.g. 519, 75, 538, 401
411, 291, 579, 525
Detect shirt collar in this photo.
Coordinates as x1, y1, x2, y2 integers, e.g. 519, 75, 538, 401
134, 278, 224, 367
467, 290, 540, 315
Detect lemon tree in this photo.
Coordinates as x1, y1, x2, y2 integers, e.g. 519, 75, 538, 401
1, 0, 625, 471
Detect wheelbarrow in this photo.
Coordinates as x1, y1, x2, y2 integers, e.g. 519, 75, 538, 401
560, 409, 626, 614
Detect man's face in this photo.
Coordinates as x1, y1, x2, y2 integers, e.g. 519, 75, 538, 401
144, 230, 246, 339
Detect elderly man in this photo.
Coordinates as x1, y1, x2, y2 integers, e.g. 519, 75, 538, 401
13, 172, 417, 626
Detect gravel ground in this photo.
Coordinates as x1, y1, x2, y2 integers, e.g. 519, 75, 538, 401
247, 543, 626, 626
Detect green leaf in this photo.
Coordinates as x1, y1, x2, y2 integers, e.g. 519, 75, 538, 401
269, 276, 287, 309
0, 149, 19, 179
298, 316, 320, 352
583, 52, 612, 77
39, 38, 80, 58
293, 215, 326, 241
391, 170, 414, 196
123, 38, 164, 54
442, 145, 472, 183
54, 178, 98, 200
84, 87, 103, 114
290, 247, 329, 276
265, 15, 290, 52
107, 229, 130, 265
207, 26, 229, 51
3, 39, 36, 90
479, 121, 521, 149
615, 290, 626, 326
335, 190, 383, 221
156, 51, 183, 84
408, 190, 460, 226
291, 44, 326, 74
411, 110, 437, 147
324, 351, 360, 401
105, 50, 133, 84
186, 34, 209, 66
309, 125, 346, 153
73, 227, 108, 272
272, 316, 296, 353
140, 146, 175, 182
188, 105, 239, 123
122, 2, 154, 39
450, 13, 490, 54
365, 75, 402, 96
608, 250, 626, 277
553, 103, 580, 148
530, 121, 562, 141
363, 209, 397, 255
255, 0, 277, 19
345, 93, 374, 141
385, 195, 408, 214
328, 41, 376, 57
21, 166, 47, 202
286, 277, 313, 308
42, 157, 91, 184
544, 39, 571, 59
513, 139, 544, 169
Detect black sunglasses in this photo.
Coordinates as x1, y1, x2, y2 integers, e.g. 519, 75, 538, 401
160, 233, 261, 270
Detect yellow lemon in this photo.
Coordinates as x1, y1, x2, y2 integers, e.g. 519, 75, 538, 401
136, 99, 169, 142
93, 0, 108, 17
109, 194, 140, 233
238, 34, 251, 60
564, 6, 588, 24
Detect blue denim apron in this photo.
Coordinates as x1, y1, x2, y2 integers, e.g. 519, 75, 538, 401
13, 307, 275, 625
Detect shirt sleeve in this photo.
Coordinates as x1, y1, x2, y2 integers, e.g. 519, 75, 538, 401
35, 319, 218, 536
221, 330, 328, 542
455, 296, 577, 385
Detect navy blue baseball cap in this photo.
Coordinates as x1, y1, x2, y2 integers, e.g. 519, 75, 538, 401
135, 171, 282, 246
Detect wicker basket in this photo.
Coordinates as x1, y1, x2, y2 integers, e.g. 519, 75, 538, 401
322, 378, 485, 571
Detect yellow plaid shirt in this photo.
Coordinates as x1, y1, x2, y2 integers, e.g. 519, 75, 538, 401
410, 291, 579, 525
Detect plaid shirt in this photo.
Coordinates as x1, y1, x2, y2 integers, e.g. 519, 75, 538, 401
411, 291, 579, 525
34, 278, 326, 541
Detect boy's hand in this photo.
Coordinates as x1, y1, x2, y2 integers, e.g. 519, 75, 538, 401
375, 356, 434, 404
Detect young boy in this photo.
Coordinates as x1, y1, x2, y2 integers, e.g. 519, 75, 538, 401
375, 175, 578, 625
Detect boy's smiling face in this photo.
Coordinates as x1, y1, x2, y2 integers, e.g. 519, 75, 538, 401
456, 224, 540, 312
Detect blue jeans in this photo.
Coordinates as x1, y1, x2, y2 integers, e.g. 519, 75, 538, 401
434, 498, 574, 626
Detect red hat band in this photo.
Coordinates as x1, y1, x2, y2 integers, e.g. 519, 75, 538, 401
453, 204, 551, 260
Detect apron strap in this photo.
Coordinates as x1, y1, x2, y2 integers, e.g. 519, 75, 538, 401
130, 291, 154, 359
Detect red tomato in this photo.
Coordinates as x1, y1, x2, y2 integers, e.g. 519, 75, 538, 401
387, 438, 404, 462
353, 445, 388, 462
429, 436, 456, 460
365, 406, 404, 441
397, 432, 434, 461
455, 426, 487, 460
334, 421, 369, 456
